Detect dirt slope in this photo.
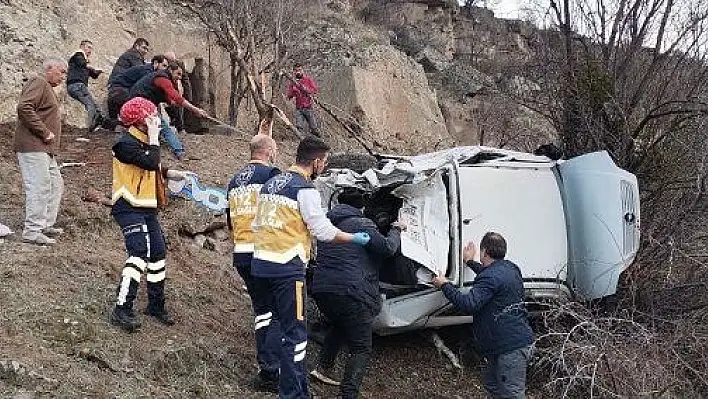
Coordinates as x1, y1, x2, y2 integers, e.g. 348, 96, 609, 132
0, 124, 485, 398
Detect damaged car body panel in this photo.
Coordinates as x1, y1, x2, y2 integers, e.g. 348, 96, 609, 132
314, 146, 640, 335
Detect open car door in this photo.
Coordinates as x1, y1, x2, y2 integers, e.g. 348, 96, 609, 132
558, 151, 640, 300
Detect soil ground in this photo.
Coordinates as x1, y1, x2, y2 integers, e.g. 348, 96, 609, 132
0, 123, 487, 398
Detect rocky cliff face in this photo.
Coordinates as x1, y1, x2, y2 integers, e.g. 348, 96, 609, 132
0, 0, 213, 126
356, 0, 556, 150
0, 0, 555, 153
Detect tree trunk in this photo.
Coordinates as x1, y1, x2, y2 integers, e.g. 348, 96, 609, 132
184, 58, 207, 133
228, 57, 238, 125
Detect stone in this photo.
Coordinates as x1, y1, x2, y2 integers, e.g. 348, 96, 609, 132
414, 46, 450, 72
194, 234, 208, 249
212, 228, 229, 241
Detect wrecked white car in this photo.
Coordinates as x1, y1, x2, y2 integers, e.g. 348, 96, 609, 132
313, 147, 640, 335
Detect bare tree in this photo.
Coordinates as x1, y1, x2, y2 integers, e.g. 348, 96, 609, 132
179, 0, 302, 134
514, 2, 708, 394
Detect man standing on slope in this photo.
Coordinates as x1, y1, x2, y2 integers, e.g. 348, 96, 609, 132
251, 136, 371, 398
66, 40, 104, 132
227, 134, 282, 393
14, 57, 68, 246
432, 233, 534, 398
286, 64, 320, 136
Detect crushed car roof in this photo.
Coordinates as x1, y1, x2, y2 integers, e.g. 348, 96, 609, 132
339, 146, 554, 187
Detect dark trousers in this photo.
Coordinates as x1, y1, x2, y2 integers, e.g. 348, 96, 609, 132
113, 210, 167, 311
314, 292, 376, 399
107, 86, 130, 120
235, 256, 282, 380
166, 105, 184, 131
481, 345, 532, 399
295, 107, 319, 136
259, 274, 309, 399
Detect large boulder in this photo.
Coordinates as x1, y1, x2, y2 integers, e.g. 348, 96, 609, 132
0, 0, 216, 125
316, 45, 452, 154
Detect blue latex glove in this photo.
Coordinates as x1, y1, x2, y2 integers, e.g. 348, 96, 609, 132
351, 232, 371, 246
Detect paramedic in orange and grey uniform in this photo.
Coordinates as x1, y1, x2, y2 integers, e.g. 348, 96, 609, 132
251, 136, 372, 398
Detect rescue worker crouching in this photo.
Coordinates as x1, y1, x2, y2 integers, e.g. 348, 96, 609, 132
250, 136, 372, 398
226, 134, 282, 393
109, 97, 192, 332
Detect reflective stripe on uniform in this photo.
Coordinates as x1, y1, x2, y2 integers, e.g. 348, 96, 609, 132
255, 312, 272, 330
146, 259, 166, 282
233, 243, 255, 253
125, 256, 147, 271
294, 340, 307, 362
253, 244, 309, 265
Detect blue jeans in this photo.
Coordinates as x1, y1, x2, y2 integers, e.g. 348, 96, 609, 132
67, 82, 103, 130
159, 115, 185, 158
481, 345, 532, 398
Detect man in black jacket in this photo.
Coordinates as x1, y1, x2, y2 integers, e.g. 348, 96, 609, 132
432, 232, 534, 399
309, 188, 404, 399
106, 55, 168, 125
67, 40, 104, 132
108, 38, 149, 82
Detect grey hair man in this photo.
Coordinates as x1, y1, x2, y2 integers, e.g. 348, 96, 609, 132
13, 57, 68, 245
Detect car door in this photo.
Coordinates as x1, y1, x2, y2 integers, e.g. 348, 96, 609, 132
456, 162, 570, 291
557, 151, 640, 300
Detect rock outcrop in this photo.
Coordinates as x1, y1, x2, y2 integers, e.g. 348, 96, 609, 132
0, 0, 214, 126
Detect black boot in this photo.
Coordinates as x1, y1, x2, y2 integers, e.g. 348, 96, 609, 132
112, 267, 142, 331
145, 281, 175, 325
252, 370, 279, 393
341, 353, 370, 399
110, 306, 141, 332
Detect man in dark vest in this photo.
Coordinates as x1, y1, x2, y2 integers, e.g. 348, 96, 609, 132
129, 62, 208, 160
107, 55, 168, 126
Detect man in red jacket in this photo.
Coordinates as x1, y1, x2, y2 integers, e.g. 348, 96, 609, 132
286, 64, 320, 136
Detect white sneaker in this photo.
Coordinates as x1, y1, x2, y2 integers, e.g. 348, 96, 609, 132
43, 226, 64, 237
22, 233, 56, 246
309, 369, 340, 386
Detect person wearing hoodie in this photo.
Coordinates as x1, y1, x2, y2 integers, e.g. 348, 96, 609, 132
309, 187, 405, 399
